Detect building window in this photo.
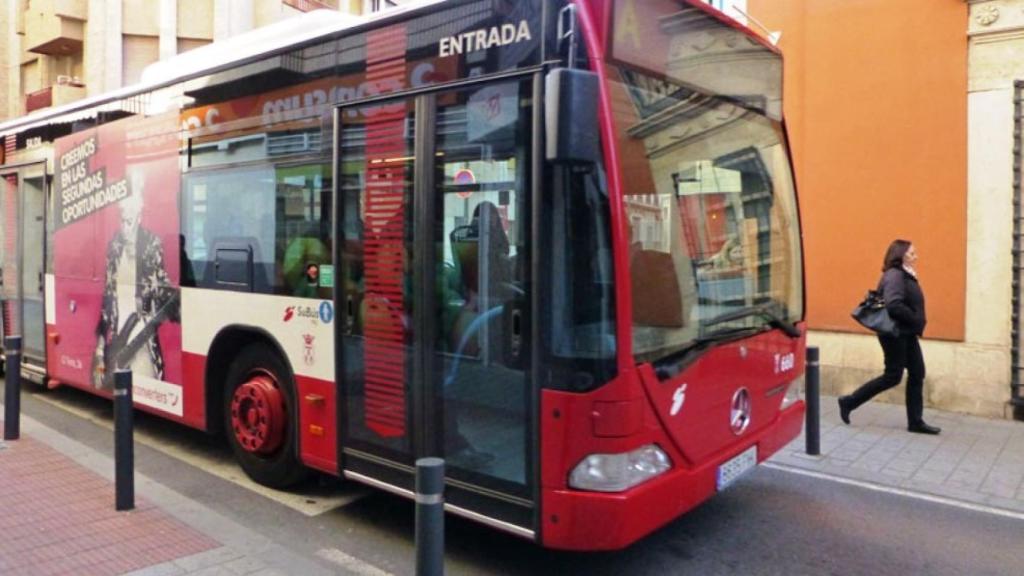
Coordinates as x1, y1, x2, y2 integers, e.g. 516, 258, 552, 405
704, 0, 748, 24
122, 35, 159, 86
365, 0, 400, 13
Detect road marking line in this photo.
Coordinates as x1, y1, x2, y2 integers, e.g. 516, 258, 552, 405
764, 462, 1024, 522
316, 548, 395, 576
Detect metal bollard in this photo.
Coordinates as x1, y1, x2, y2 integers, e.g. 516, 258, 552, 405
805, 346, 820, 456
4, 336, 22, 441
415, 457, 444, 576
114, 369, 135, 511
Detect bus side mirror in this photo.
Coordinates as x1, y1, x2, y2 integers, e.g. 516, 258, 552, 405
545, 69, 601, 166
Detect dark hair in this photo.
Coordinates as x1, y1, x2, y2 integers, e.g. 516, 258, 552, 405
882, 239, 912, 271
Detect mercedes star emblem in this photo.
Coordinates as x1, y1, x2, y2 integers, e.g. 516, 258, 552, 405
730, 387, 751, 435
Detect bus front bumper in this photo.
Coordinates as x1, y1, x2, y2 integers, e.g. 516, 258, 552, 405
540, 401, 805, 551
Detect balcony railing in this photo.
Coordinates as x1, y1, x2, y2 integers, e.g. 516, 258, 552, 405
25, 87, 52, 113
24, 83, 87, 113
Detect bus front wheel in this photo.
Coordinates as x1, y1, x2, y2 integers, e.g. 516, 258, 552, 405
223, 343, 308, 488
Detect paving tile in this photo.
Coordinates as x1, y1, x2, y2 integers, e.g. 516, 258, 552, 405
946, 467, 985, 481
173, 547, 245, 572
907, 482, 988, 504
186, 566, 238, 576
245, 569, 289, 576
984, 495, 1024, 514
876, 463, 917, 477
918, 461, 959, 476
894, 451, 937, 464
829, 449, 866, 462
780, 396, 1024, 517
945, 477, 984, 491
983, 469, 1024, 485
123, 562, 188, 576
979, 482, 1020, 499
909, 468, 951, 484
839, 438, 877, 450
223, 556, 271, 575
849, 458, 887, 473
838, 465, 902, 484
883, 461, 923, 475
0, 434, 218, 576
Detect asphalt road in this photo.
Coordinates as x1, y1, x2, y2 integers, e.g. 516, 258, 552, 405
16, 384, 1024, 576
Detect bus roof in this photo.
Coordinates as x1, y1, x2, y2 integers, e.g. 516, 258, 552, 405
0, 1, 445, 139
139, 10, 363, 86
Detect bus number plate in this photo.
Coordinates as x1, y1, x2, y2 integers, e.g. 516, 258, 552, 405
716, 446, 757, 491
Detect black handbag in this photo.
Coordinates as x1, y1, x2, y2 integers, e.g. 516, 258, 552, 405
851, 290, 899, 336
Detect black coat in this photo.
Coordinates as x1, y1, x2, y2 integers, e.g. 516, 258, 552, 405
879, 267, 926, 336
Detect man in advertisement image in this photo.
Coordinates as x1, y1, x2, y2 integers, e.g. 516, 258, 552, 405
92, 165, 180, 391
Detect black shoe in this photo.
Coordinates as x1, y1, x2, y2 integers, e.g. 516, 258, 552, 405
908, 422, 941, 435
838, 396, 853, 425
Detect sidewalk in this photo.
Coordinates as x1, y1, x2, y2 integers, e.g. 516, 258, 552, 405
0, 412, 341, 576
769, 394, 1024, 516
2, 393, 1020, 575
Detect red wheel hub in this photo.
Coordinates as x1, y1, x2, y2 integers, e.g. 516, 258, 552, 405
230, 373, 286, 455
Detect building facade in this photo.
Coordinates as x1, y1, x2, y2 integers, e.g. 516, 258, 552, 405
746, 0, 1024, 419
1, 0, 413, 122
965, 0, 1024, 418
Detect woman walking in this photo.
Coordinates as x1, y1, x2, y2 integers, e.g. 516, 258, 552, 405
838, 239, 940, 435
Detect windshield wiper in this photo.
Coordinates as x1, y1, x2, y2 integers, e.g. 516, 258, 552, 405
700, 302, 801, 338
650, 304, 800, 381
651, 325, 765, 380
694, 324, 767, 345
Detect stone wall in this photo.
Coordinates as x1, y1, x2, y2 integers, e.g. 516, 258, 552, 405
811, 331, 1013, 419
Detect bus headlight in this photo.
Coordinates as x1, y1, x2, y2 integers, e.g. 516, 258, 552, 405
781, 377, 803, 410
568, 444, 672, 492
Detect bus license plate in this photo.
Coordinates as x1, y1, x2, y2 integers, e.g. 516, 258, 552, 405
716, 446, 758, 491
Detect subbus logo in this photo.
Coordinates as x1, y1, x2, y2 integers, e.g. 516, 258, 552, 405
284, 305, 319, 323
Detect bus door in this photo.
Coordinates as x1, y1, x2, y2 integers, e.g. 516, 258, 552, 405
337, 77, 536, 534
1, 162, 48, 367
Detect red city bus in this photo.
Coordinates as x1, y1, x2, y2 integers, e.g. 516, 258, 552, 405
0, 0, 805, 550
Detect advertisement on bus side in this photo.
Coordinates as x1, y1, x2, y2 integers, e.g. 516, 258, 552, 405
50, 112, 186, 419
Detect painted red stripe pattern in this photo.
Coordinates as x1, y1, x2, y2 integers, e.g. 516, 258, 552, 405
3, 174, 18, 336
362, 25, 409, 438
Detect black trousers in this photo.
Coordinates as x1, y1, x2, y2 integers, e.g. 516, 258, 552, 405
848, 334, 926, 425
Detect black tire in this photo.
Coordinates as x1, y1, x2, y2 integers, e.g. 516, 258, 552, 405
223, 342, 308, 488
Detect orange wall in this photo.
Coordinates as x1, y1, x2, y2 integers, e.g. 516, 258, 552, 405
748, 0, 968, 341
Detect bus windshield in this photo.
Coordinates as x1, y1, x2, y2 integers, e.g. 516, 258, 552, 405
605, 0, 803, 363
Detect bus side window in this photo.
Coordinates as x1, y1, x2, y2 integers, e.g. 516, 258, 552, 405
275, 166, 332, 298
183, 164, 331, 296
182, 166, 275, 292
